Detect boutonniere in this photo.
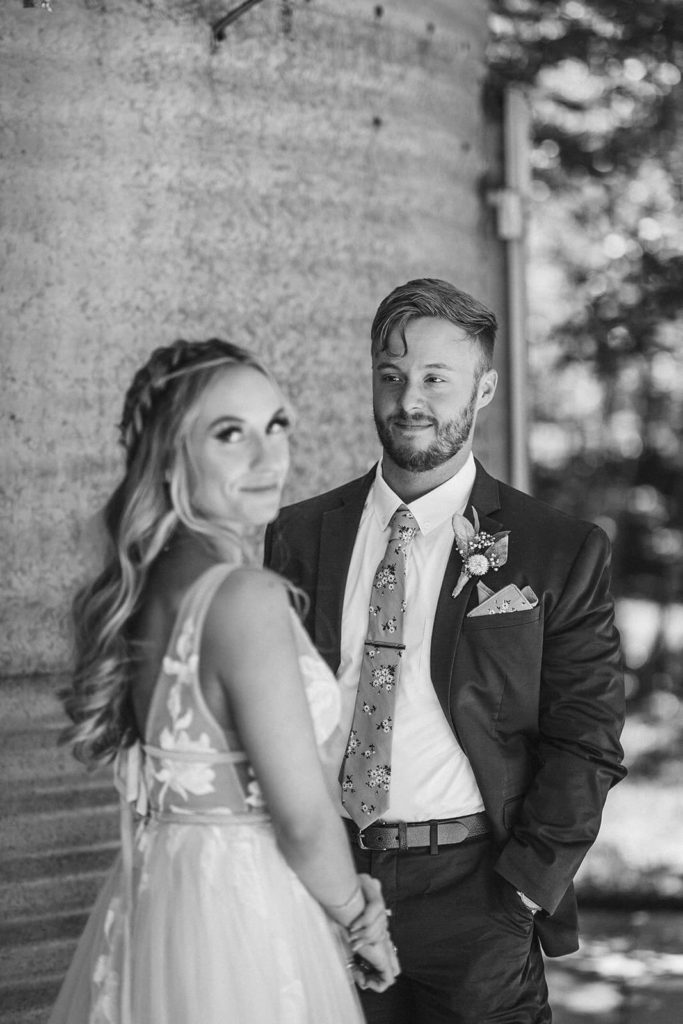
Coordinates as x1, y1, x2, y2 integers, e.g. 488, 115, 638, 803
451, 508, 509, 598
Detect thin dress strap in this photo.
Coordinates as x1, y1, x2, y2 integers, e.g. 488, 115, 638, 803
179, 562, 240, 638
142, 562, 239, 749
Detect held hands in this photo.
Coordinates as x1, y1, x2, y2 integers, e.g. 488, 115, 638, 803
346, 874, 400, 992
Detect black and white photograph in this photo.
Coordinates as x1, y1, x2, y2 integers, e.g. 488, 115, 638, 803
2, 3, 682, 1023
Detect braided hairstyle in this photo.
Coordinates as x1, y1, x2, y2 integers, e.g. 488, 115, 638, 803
62, 339, 269, 767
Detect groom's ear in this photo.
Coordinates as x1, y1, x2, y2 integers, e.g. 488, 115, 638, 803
475, 369, 498, 410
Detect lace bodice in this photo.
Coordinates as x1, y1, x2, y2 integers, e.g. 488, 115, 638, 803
118, 563, 341, 822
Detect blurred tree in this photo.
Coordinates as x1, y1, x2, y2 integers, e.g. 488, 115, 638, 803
487, 1, 683, 708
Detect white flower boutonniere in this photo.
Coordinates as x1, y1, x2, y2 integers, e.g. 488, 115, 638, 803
451, 508, 509, 598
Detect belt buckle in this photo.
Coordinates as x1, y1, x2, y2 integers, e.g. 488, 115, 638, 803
356, 825, 391, 851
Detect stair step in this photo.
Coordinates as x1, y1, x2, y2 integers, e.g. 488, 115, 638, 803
0, 675, 118, 1024
0, 864, 112, 920
1, 841, 119, 885
0, 798, 118, 856
0, 935, 76, 988
0, 773, 116, 816
0, 727, 76, 784
0, 1007, 54, 1024
0, 975, 63, 1021
0, 910, 87, 949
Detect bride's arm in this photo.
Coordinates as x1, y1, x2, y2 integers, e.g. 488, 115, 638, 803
203, 567, 397, 990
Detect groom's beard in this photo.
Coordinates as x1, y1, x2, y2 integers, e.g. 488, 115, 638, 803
373, 385, 478, 473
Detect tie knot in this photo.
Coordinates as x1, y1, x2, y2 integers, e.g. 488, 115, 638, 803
389, 506, 418, 546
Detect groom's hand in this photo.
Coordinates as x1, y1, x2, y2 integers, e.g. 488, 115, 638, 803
351, 935, 401, 992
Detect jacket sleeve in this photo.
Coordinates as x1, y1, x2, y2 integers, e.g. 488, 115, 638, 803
494, 525, 626, 914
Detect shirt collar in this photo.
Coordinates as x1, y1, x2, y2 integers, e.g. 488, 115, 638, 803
371, 453, 477, 535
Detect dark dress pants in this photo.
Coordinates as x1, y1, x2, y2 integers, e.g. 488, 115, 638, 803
352, 837, 552, 1024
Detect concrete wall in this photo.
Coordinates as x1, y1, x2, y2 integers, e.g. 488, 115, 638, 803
0, 2, 507, 1018
1, 0, 507, 677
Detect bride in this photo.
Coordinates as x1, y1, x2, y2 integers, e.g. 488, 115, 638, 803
49, 338, 399, 1024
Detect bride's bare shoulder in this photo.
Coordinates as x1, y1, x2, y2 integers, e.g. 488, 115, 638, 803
200, 567, 297, 693
207, 566, 291, 632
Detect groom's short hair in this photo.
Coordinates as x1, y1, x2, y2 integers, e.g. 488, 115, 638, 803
370, 278, 498, 372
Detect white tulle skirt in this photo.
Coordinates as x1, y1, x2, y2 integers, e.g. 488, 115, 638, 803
49, 818, 364, 1024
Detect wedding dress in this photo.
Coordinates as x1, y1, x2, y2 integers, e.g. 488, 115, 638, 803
49, 564, 364, 1024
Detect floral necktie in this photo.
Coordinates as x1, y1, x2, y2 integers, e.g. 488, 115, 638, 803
340, 506, 418, 827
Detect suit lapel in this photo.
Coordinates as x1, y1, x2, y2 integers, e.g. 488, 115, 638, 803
430, 461, 503, 722
315, 469, 375, 672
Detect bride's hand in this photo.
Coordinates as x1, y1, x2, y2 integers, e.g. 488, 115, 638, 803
348, 874, 391, 948
351, 934, 401, 993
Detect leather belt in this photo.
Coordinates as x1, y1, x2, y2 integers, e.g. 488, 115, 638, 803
343, 812, 490, 853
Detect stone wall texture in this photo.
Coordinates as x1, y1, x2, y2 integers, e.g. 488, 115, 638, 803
2, 0, 507, 676
0, 3, 507, 1018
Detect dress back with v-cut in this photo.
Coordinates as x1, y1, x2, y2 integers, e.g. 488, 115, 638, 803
49, 563, 363, 1024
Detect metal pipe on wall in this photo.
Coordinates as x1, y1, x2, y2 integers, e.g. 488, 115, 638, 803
491, 86, 531, 493
505, 87, 531, 493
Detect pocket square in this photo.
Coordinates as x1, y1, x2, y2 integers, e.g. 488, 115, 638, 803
467, 583, 538, 617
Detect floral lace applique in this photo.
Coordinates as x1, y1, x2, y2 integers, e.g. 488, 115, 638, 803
162, 616, 198, 686
155, 731, 216, 803
154, 615, 216, 803
245, 767, 266, 810
89, 899, 123, 1024
135, 826, 153, 892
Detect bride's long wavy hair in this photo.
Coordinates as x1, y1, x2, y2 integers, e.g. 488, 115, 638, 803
62, 339, 273, 767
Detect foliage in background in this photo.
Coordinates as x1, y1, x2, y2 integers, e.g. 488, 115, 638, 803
487, 1, 683, 722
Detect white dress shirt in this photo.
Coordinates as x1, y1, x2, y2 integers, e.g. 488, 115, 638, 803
338, 453, 485, 822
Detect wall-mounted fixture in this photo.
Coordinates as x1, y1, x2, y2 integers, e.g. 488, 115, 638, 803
212, 0, 266, 43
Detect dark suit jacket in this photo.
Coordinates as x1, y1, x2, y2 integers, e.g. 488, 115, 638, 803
264, 460, 626, 956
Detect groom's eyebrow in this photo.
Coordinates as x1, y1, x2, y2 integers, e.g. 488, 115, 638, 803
375, 360, 453, 370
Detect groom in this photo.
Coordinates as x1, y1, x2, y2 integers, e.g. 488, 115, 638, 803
265, 278, 626, 1023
